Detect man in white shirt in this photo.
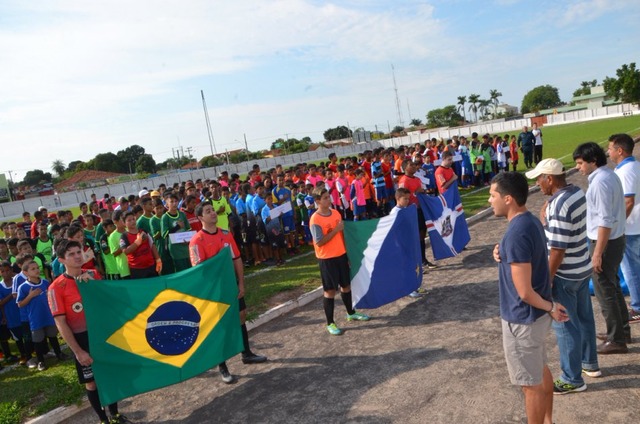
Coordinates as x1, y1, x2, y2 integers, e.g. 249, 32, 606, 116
573, 142, 629, 354
608, 133, 640, 324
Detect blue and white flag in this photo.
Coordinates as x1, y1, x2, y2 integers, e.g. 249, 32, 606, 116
418, 186, 471, 260
344, 205, 422, 309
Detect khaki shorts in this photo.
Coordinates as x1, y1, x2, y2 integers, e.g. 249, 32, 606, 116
502, 314, 551, 386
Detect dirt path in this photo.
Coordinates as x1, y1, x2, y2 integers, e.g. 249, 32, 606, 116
62, 154, 640, 424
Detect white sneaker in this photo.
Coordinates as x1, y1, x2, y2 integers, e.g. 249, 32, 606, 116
408, 291, 422, 298
26, 357, 38, 369
582, 368, 602, 378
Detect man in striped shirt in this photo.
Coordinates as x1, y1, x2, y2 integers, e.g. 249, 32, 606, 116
527, 159, 600, 394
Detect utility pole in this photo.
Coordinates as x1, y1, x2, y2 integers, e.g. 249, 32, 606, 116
243, 133, 249, 163
392, 64, 404, 128
201, 90, 217, 156
407, 98, 412, 123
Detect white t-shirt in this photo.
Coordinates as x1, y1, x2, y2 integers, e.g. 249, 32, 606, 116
614, 158, 640, 235
532, 129, 543, 146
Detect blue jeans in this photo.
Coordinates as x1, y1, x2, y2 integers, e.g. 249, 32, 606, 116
621, 234, 640, 311
552, 276, 599, 386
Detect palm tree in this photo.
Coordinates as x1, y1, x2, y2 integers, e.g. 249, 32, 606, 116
52, 159, 66, 177
457, 96, 467, 123
489, 89, 502, 118
478, 99, 491, 121
410, 118, 423, 126
468, 93, 480, 122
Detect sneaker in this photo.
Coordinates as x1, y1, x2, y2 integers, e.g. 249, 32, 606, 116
241, 352, 267, 364
408, 291, 423, 298
346, 311, 370, 321
19, 356, 28, 366
425, 260, 437, 269
582, 368, 602, 378
110, 413, 132, 424
416, 287, 428, 294
629, 308, 640, 323
27, 357, 38, 369
37, 362, 46, 371
553, 380, 587, 395
326, 323, 344, 335
219, 365, 236, 384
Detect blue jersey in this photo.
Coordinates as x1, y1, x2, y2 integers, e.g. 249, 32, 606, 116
235, 197, 247, 215
371, 160, 385, 188
16, 279, 55, 331
12, 273, 28, 322
0, 281, 21, 328
272, 186, 293, 217
251, 195, 267, 220
421, 163, 436, 189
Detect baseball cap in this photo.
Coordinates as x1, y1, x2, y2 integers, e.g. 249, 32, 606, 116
139, 189, 150, 197
48, 213, 57, 219
525, 158, 565, 179
150, 190, 160, 197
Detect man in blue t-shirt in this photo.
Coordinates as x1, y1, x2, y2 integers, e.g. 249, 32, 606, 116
489, 172, 568, 424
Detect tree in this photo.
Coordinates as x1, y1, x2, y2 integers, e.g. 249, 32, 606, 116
468, 94, 480, 122
392, 125, 405, 134
52, 160, 65, 177
67, 160, 85, 173
425, 105, 464, 128
572, 79, 597, 97
323, 126, 352, 141
521, 85, 561, 113
200, 155, 224, 167
456, 96, 467, 122
116, 144, 146, 173
478, 99, 491, 120
410, 118, 423, 126
92, 153, 122, 173
22, 170, 52, 186
604, 63, 640, 106
135, 154, 156, 174
489, 89, 502, 117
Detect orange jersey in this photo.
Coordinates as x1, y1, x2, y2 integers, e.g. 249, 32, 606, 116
309, 209, 346, 259
189, 228, 240, 266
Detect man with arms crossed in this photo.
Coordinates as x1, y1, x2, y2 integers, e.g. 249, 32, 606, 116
526, 159, 600, 394
573, 142, 629, 353
490, 172, 568, 424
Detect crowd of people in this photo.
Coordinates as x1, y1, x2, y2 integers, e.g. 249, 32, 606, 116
2, 127, 637, 424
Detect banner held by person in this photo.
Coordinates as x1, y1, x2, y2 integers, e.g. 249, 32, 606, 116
78, 248, 243, 406
344, 205, 422, 309
418, 186, 471, 260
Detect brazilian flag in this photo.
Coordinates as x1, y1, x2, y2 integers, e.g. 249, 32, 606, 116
79, 248, 243, 406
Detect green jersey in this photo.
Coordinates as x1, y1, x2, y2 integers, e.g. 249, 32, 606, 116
137, 214, 153, 235
160, 211, 191, 260
210, 197, 231, 231
108, 230, 130, 278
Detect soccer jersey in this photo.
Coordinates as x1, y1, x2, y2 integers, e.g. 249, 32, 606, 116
16, 279, 55, 331
120, 231, 155, 269
12, 272, 28, 321
0, 280, 20, 328
210, 197, 232, 231
181, 208, 202, 232
161, 211, 191, 260
48, 272, 102, 334
137, 214, 153, 235
108, 230, 131, 278
189, 228, 240, 266
309, 209, 346, 259
99, 232, 118, 275
36, 237, 53, 263
398, 175, 422, 205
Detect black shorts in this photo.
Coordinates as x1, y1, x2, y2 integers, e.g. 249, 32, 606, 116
243, 216, 257, 244
129, 265, 157, 279
256, 220, 269, 246
73, 331, 95, 384
239, 296, 246, 312
318, 254, 351, 291
417, 206, 426, 233
268, 231, 287, 249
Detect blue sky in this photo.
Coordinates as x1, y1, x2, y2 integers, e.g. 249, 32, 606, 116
2, 0, 638, 182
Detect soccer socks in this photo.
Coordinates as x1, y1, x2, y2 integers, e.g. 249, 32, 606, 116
34, 341, 47, 363
241, 324, 251, 355
87, 389, 109, 422
341, 291, 355, 316
108, 402, 119, 416
0, 340, 11, 357
323, 297, 335, 325
48, 336, 62, 356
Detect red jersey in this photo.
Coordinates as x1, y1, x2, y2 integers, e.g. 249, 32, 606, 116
48, 270, 101, 334
398, 175, 422, 205
189, 228, 240, 266
181, 208, 202, 232
119, 231, 155, 269
435, 166, 455, 194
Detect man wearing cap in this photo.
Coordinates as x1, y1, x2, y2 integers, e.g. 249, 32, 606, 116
138, 189, 150, 200
150, 190, 161, 200
573, 142, 629, 354
608, 134, 640, 324
527, 159, 600, 394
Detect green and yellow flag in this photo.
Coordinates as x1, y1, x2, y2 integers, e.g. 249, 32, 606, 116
79, 248, 243, 406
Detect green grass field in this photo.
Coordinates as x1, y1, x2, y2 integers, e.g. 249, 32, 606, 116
2, 114, 640, 423
460, 114, 640, 215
